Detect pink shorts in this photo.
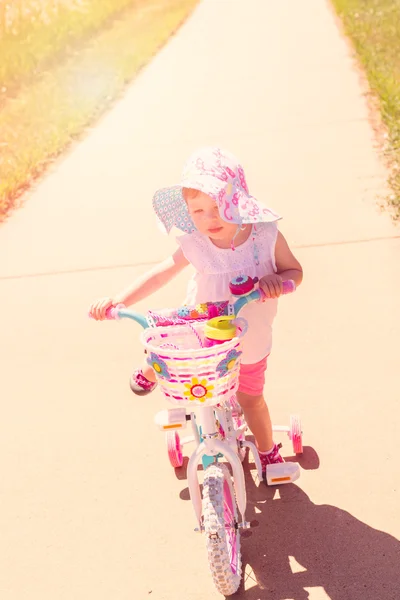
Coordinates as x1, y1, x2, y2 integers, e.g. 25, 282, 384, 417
238, 356, 269, 396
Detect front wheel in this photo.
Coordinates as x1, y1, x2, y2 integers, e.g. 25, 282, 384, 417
202, 463, 242, 595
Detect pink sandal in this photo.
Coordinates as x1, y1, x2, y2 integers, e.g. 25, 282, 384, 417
129, 369, 157, 396
259, 443, 284, 474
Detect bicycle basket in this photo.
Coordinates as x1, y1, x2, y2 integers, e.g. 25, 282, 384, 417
141, 322, 242, 407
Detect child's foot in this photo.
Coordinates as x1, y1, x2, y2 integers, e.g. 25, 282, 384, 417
129, 369, 157, 396
259, 443, 284, 474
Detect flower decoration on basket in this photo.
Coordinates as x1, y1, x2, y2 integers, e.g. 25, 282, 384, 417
195, 303, 208, 315
216, 348, 242, 376
177, 306, 191, 318
184, 377, 215, 402
147, 352, 171, 380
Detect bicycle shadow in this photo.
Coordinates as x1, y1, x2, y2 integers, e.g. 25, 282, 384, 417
284, 445, 320, 470
177, 450, 400, 599
230, 466, 400, 600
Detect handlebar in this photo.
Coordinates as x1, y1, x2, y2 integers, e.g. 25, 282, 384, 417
97, 279, 296, 327
232, 279, 295, 314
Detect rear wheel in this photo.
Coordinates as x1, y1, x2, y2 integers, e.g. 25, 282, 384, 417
202, 463, 242, 595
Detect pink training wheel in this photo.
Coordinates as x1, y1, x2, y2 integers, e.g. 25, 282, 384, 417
289, 414, 303, 454
166, 431, 183, 468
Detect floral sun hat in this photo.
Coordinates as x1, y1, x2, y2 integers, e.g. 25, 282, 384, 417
152, 147, 281, 234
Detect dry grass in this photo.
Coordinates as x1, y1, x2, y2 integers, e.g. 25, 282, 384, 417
0, 0, 198, 218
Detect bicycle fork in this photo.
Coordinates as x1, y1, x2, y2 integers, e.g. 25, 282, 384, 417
187, 405, 251, 531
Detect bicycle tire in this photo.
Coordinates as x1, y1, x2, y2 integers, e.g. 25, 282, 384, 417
202, 463, 242, 595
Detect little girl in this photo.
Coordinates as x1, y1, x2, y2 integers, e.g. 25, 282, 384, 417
90, 147, 303, 472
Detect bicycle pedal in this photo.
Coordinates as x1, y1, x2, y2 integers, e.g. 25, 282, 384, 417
266, 462, 300, 486
154, 408, 187, 431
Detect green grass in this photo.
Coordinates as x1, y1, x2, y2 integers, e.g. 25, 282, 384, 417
0, 1, 142, 94
331, 0, 400, 217
0, 0, 198, 219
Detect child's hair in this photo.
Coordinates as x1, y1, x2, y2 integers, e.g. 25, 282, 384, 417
182, 187, 200, 202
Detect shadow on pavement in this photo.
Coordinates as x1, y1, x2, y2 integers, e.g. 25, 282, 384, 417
176, 449, 399, 599
174, 456, 190, 481
285, 445, 320, 470
231, 468, 400, 600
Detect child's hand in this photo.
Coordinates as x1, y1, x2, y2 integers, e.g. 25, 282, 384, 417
259, 274, 283, 299
89, 297, 117, 320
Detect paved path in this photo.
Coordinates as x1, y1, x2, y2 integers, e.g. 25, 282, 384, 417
1, 1, 399, 599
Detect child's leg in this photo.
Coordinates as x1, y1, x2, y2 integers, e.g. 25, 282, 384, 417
236, 356, 281, 459
236, 390, 273, 452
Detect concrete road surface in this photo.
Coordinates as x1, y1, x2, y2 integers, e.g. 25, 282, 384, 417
1, 1, 399, 599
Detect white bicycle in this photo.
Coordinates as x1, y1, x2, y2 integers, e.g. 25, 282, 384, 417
96, 276, 302, 596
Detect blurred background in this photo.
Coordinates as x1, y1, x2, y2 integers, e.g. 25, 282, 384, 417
0, 0, 198, 218
1, 0, 399, 222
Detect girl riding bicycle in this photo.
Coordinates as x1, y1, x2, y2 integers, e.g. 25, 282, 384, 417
89, 147, 303, 473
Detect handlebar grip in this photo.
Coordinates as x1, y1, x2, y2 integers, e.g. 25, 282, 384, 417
283, 279, 296, 294
104, 307, 117, 320
88, 303, 125, 320
104, 303, 125, 320
257, 279, 296, 300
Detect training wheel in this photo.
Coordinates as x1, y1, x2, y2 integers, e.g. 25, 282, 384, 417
289, 414, 303, 454
166, 431, 184, 468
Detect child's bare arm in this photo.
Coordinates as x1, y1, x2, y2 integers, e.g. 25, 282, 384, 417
260, 231, 303, 298
275, 231, 303, 284
114, 248, 189, 305
90, 248, 189, 320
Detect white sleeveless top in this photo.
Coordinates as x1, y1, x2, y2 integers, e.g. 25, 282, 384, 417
177, 222, 279, 364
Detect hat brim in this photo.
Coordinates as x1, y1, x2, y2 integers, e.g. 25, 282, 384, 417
153, 185, 195, 234
152, 181, 281, 234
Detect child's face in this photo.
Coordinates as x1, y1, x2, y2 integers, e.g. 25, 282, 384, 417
186, 191, 238, 242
